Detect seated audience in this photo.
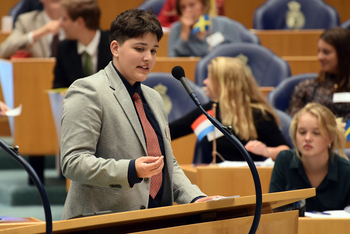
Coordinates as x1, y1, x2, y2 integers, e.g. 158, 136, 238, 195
287, 27, 350, 122
9, 0, 43, 26
270, 103, 350, 212
158, 0, 225, 28
170, 57, 290, 163
0, 101, 10, 117
0, 0, 63, 59
52, 0, 112, 88
168, 0, 241, 57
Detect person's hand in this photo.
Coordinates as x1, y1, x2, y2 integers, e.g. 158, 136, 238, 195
194, 195, 224, 203
0, 101, 10, 117
179, 12, 197, 41
180, 12, 197, 28
245, 140, 269, 158
43, 20, 62, 35
33, 20, 61, 41
135, 156, 164, 178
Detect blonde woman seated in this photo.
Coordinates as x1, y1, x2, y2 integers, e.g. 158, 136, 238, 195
270, 103, 350, 212
169, 57, 290, 163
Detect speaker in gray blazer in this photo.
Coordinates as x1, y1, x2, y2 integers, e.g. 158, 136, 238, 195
60, 62, 206, 220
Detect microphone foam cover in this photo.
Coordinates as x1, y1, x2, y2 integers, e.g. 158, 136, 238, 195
171, 66, 185, 80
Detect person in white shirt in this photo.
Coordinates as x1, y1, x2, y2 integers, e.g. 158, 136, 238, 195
52, 0, 112, 88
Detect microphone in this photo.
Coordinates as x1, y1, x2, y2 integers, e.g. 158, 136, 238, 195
171, 66, 262, 234
171, 66, 201, 107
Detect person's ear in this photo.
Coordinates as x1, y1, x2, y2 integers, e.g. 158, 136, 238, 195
110, 40, 120, 58
328, 137, 334, 149
76, 17, 85, 27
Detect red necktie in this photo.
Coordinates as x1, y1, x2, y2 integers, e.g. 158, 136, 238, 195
132, 92, 162, 199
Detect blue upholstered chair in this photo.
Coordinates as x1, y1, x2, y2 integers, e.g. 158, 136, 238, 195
142, 72, 210, 122
195, 43, 291, 87
344, 149, 350, 160
231, 20, 260, 44
267, 73, 317, 112
253, 0, 340, 30
275, 109, 293, 149
341, 19, 350, 30
136, 0, 166, 16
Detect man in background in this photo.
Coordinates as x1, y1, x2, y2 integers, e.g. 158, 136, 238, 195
52, 0, 112, 89
0, 0, 63, 58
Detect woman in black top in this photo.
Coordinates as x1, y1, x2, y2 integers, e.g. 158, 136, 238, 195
170, 57, 290, 163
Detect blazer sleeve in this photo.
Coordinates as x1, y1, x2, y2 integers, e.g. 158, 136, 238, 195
0, 14, 32, 58
61, 78, 131, 189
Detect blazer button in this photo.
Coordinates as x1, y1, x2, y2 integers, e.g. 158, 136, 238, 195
140, 205, 146, 209
144, 178, 149, 182
109, 184, 122, 188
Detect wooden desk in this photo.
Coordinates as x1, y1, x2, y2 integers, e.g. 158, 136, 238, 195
181, 164, 273, 197
0, 217, 43, 231
159, 30, 323, 58
0, 32, 9, 44
0, 189, 315, 234
283, 56, 320, 75
254, 30, 323, 57
298, 217, 350, 234
153, 57, 200, 82
0, 58, 58, 155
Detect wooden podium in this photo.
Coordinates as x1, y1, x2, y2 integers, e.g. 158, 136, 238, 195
0, 188, 315, 234
0, 58, 58, 156
181, 164, 273, 197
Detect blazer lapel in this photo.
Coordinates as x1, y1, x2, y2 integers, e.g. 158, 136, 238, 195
104, 63, 148, 154
35, 12, 49, 57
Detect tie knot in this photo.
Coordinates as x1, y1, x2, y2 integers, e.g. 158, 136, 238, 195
132, 92, 141, 101
83, 51, 90, 58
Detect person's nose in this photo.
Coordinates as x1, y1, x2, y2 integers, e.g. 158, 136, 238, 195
305, 132, 312, 142
203, 77, 208, 85
317, 51, 324, 61
143, 51, 152, 62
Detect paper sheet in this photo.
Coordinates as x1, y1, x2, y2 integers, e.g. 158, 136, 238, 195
5, 104, 22, 117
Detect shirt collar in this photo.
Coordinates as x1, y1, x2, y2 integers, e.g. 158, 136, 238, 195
111, 62, 141, 97
77, 30, 101, 56
42, 11, 51, 23
289, 150, 339, 182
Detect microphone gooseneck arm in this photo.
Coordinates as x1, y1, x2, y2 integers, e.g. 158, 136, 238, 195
172, 66, 262, 234
0, 138, 52, 234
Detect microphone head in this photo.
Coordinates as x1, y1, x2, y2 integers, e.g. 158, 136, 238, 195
171, 66, 185, 80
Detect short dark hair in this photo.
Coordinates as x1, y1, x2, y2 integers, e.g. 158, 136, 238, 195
109, 9, 163, 45
61, 0, 100, 30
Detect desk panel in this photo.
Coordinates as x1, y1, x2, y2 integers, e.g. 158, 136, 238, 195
254, 30, 323, 57
0, 58, 58, 155
153, 57, 200, 82
0, 32, 9, 44
181, 164, 273, 197
283, 56, 320, 75
298, 217, 350, 234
